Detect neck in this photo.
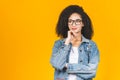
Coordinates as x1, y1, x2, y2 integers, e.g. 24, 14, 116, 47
73, 31, 82, 41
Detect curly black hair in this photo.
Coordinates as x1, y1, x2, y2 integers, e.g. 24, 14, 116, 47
56, 5, 94, 39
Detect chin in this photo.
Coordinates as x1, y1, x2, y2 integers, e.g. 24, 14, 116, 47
74, 30, 81, 33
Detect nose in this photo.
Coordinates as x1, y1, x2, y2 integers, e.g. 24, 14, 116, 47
72, 22, 76, 26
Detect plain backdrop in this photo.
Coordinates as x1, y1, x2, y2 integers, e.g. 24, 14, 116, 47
0, 0, 120, 80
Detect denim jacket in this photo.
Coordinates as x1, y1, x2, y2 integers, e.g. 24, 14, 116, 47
50, 35, 100, 80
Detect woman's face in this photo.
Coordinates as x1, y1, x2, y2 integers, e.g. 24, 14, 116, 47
68, 13, 84, 33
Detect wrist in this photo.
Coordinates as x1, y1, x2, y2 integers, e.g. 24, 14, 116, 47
65, 38, 71, 45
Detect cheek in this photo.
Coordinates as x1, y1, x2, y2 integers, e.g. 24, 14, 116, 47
77, 26, 83, 29
68, 25, 71, 29
76, 26, 83, 31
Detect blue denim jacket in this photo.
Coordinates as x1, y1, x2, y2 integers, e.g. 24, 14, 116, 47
50, 35, 100, 80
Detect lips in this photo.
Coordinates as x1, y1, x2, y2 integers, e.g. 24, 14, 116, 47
72, 28, 77, 30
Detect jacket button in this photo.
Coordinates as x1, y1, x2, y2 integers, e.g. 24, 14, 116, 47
80, 49, 82, 52
80, 60, 82, 62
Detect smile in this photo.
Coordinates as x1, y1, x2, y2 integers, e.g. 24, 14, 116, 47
72, 28, 77, 30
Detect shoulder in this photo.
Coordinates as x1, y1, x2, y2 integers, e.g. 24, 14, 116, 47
54, 38, 64, 44
53, 38, 65, 47
88, 40, 99, 50
89, 40, 97, 46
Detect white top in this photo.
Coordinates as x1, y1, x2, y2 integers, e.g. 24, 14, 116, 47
68, 46, 79, 80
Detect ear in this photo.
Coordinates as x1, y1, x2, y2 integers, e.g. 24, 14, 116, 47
82, 23, 84, 27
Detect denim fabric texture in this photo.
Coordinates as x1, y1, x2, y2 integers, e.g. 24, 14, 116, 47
50, 35, 100, 80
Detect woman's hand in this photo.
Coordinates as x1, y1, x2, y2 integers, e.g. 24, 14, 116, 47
65, 30, 76, 45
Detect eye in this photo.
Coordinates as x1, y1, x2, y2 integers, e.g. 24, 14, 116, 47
68, 20, 73, 23
76, 19, 82, 22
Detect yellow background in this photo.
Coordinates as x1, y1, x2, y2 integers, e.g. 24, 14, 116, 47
0, 0, 120, 80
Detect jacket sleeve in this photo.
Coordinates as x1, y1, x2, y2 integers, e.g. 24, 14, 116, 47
66, 42, 100, 79
50, 40, 71, 71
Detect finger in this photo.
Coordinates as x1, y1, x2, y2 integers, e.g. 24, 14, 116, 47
71, 30, 77, 37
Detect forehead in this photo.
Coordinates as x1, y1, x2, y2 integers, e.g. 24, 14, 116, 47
69, 13, 82, 19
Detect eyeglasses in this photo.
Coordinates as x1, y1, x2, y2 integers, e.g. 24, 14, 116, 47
68, 19, 82, 25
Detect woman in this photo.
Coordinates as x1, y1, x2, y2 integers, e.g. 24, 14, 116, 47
50, 5, 100, 80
